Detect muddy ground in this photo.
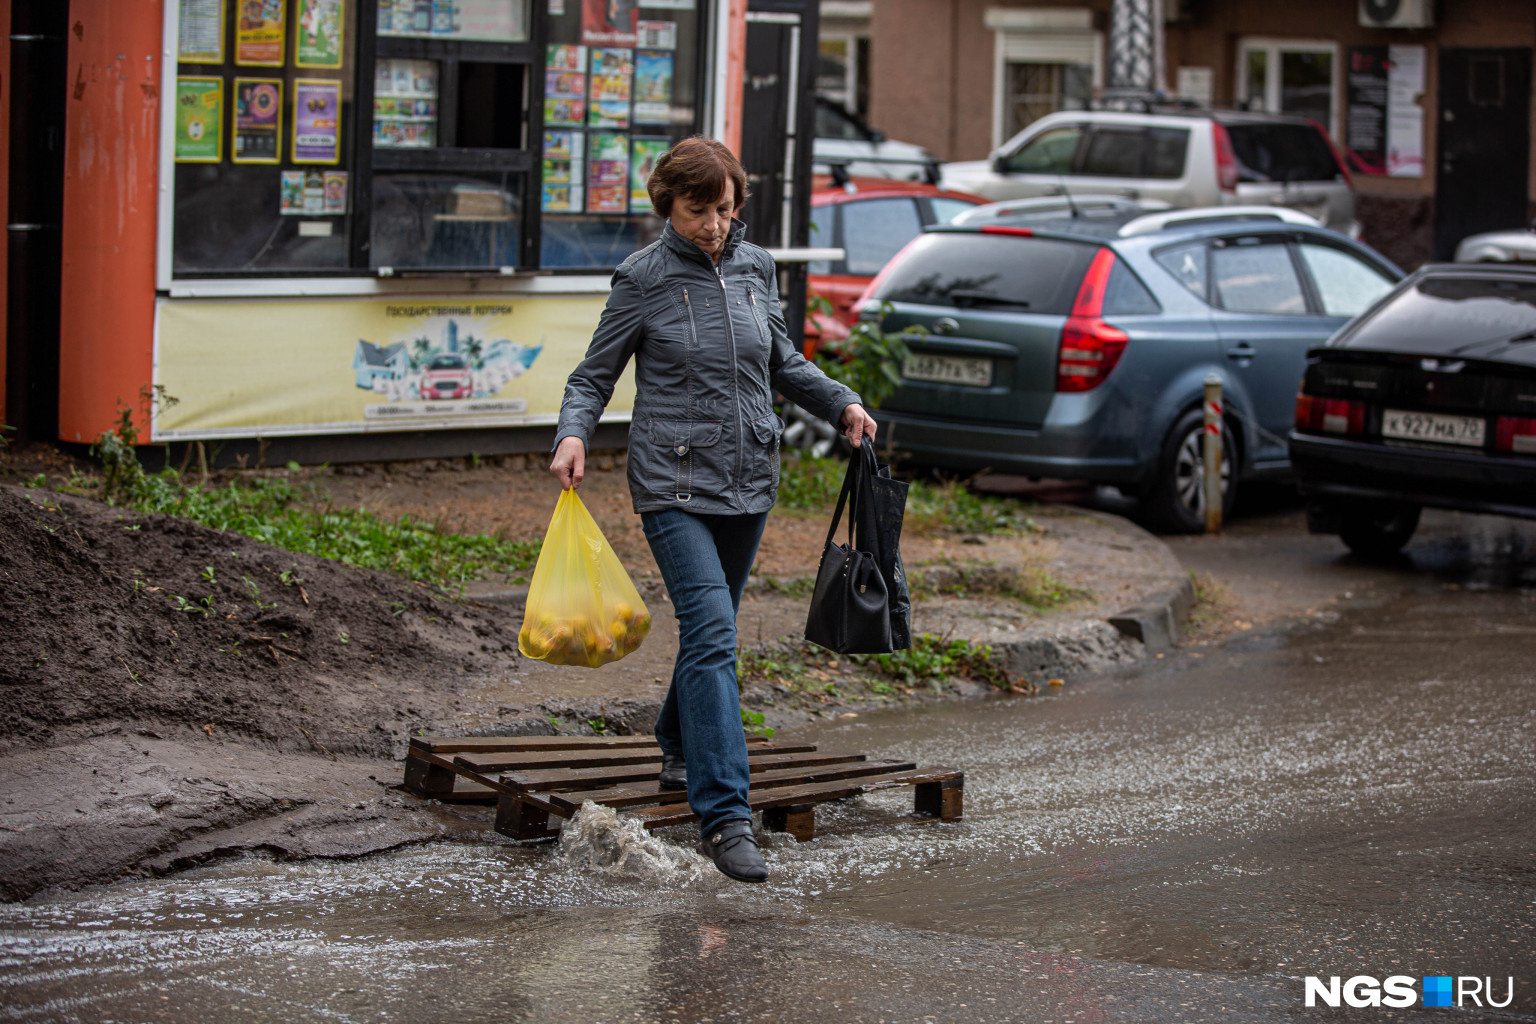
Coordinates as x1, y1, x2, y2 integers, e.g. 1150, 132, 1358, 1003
0, 445, 1194, 901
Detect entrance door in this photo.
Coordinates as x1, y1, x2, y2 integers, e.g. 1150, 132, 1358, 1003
1433, 48, 1532, 260
739, 1, 817, 251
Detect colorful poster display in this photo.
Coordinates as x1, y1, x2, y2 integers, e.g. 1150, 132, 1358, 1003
379, 0, 528, 41
293, 79, 342, 163
324, 170, 350, 213
589, 47, 633, 128
236, 0, 287, 66
178, 0, 225, 63
152, 296, 627, 440
545, 46, 588, 127
232, 78, 283, 163
582, 0, 638, 46
629, 137, 667, 212
542, 130, 585, 213
634, 50, 672, 123
174, 76, 224, 162
588, 131, 629, 213
295, 0, 346, 68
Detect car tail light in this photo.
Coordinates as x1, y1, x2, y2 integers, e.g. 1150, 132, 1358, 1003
979, 225, 1035, 237
1295, 394, 1367, 435
1055, 248, 1128, 393
1307, 117, 1354, 188
1212, 122, 1238, 194
1495, 416, 1536, 454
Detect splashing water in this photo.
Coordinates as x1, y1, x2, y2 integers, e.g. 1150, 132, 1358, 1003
557, 802, 719, 886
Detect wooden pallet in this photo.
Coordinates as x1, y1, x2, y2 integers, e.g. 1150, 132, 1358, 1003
403, 734, 963, 842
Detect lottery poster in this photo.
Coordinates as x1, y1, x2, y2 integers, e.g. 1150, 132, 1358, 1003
236, 0, 287, 66
280, 170, 306, 214
634, 51, 672, 124
629, 137, 668, 213
232, 79, 283, 163
581, 0, 637, 47
293, 79, 342, 163
588, 131, 629, 214
542, 130, 585, 184
636, 20, 675, 49
324, 170, 349, 214
174, 76, 224, 162
295, 0, 346, 68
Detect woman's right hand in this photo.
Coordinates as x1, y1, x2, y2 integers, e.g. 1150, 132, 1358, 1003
550, 435, 586, 490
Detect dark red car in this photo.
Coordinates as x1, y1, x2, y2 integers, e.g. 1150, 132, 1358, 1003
805, 176, 987, 353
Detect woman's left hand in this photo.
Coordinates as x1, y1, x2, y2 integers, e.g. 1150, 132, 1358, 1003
841, 403, 877, 448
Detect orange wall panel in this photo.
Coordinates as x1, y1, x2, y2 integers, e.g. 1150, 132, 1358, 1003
57, 0, 161, 444
0, 0, 11, 429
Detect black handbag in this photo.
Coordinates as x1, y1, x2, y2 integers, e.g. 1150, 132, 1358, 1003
804, 443, 907, 654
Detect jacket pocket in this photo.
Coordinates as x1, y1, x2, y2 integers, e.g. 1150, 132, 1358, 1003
750, 413, 784, 490
649, 418, 724, 502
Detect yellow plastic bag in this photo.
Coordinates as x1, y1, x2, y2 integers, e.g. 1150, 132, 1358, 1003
518, 489, 652, 667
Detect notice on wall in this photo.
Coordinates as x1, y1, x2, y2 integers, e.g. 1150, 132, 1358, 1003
237, 0, 287, 66
178, 0, 225, 63
589, 47, 633, 128
582, 0, 637, 47
1386, 45, 1425, 178
232, 79, 283, 163
629, 137, 667, 213
588, 131, 629, 213
1347, 44, 1424, 177
294, 79, 342, 163
636, 20, 675, 49
153, 296, 628, 440
296, 0, 346, 68
634, 50, 672, 123
174, 76, 224, 162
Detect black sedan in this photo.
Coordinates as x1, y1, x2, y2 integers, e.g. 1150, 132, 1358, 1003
1290, 264, 1536, 557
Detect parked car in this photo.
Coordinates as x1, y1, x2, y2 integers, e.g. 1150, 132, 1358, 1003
941, 109, 1359, 237
1454, 220, 1536, 263
857, 205, 1402, 532
813, 96, 937, 181
806, 175, 988, 344
418, 352, 473, 400
1290, 264, 1536, 556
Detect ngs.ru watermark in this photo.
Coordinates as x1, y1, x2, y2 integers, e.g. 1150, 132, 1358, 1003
1305, 975, 1515, 1009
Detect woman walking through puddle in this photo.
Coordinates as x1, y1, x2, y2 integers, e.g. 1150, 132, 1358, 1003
550, 137, 876, 882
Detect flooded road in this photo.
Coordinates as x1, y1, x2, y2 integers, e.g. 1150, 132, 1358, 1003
4, 511, 1536, 1023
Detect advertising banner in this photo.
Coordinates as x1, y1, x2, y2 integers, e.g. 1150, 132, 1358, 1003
153, 295, 629, 440
295, 0, 346, 68
174, 77, 224, 162
294, 79, 343, 163
233, 79, 283, 163
236, 0, 287, 66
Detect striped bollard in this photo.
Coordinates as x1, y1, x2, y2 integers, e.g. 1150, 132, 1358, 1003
1203, 374, 1223, 534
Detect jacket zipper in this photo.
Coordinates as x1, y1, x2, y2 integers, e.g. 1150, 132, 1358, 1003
718, 262, 744, 510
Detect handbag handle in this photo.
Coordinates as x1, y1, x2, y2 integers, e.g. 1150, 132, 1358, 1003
821, 443, 881, 554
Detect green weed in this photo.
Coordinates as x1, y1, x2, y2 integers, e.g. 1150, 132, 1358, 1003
852, 633, 1018, 692
740, 707, 774, 739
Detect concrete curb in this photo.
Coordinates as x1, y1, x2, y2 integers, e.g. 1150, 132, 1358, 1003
1107, 573, 1197, 654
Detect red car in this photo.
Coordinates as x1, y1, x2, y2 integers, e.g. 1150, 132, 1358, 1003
805, 176, 988, 353
419, 353, 473, 400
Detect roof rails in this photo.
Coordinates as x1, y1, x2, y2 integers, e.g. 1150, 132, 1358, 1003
816, 154, 943, 187
950, 194, 1170, 226
1117, 205, 1324, 237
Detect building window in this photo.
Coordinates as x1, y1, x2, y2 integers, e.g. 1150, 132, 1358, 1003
1237, 40, 1338, 136
985, 7, 1101, 149
818, 32, 868, 116
1002, 61, 1091, 141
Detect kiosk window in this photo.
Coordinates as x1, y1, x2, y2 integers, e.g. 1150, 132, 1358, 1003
169, 0, 705, 277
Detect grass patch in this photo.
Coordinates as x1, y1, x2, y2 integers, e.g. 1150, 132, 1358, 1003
850, 633, 1020, 692
777, 451, 1039, 536
82, 401, 537, 590
911, 559, 1088, 611
738, 631, 1026, 703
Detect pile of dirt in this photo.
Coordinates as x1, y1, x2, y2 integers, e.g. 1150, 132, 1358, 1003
0, 485, 524, 758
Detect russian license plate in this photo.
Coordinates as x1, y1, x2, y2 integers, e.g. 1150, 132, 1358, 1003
902, 353, 993, 387
1382, 409, 1485, 447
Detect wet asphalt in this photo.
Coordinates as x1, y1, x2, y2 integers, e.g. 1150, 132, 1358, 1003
1, 497, 1534, 1023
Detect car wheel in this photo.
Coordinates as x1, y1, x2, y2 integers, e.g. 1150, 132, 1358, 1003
1339, 501, 1420, 559
1144, 409, 1235, 534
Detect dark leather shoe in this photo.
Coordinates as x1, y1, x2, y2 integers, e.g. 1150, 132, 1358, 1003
700, 819, 768, 883
658, 752, 687, 790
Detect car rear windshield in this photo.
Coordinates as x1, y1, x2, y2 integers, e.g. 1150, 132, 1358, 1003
1344, 275, 1536, 350
869, 233, 1098, 314
1224, 122, 1342, 183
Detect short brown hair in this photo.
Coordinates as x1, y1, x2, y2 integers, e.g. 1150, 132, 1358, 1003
646, 136, 750, 218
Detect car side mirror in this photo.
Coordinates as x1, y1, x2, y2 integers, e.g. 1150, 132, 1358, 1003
869, 128, 886, 143
992, 154, 1007, 173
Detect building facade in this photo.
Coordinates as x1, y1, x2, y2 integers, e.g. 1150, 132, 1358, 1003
838, 0, 1536, 268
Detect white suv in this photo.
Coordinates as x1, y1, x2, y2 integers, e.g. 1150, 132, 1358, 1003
942, 109, 1359, 237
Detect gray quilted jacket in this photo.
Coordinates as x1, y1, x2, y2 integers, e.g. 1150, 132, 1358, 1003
555, 219, 860, 515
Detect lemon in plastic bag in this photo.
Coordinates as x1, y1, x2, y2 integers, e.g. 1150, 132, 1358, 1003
518, 489, 651, 667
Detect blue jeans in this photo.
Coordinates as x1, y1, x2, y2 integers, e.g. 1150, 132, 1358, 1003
641, 508, 768, 838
